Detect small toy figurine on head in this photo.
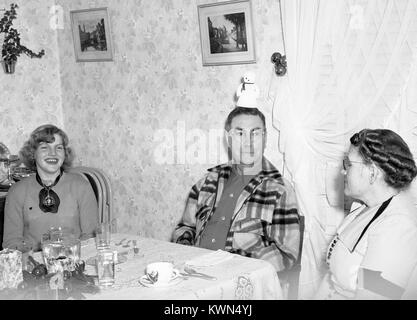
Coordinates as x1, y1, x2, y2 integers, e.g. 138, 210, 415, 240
236, 71, 260, 107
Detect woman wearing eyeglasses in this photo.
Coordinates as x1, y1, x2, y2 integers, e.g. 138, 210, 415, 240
315, 129, 417, 299
3, 124, 98, 252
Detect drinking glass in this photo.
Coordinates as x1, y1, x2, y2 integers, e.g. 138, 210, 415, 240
96, 249, 116, 287
95, 223, 111, 250
0, 154, 19, 186
41, 227, 81, 273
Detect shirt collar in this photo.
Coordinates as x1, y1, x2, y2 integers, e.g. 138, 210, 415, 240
208, 157, 282, 181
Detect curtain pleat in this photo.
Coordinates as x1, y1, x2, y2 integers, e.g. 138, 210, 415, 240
270, 0, 417, 298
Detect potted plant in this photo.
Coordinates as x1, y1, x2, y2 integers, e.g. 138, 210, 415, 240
0, 3, 45, 74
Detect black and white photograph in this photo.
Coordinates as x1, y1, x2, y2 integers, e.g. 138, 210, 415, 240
1, 0, 417, 308
208, 12, 247, 54
198, 0, 255, 66
70, 7, 113, 62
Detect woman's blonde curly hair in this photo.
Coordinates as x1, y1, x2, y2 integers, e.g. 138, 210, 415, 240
20, 124, 74, 171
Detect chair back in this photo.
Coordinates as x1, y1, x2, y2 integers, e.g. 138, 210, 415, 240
90, 167, 113, 225
67, 167, 113, 227
0, 194, 7, 250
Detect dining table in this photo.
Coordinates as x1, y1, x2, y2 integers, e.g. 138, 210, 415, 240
78, 233, 283, 300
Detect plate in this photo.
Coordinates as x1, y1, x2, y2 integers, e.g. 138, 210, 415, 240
138, 270, 182, 288
85, 254, 127, 266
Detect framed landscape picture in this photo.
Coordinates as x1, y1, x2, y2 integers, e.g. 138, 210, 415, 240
70, 7, 113, 62
197, 0, 256, 66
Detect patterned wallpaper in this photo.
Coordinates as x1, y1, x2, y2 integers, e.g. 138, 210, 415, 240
55, 0, 284, 240
1, 0, 284, 241
0, 0, 64, 155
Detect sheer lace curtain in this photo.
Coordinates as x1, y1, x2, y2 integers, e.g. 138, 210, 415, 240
268, 0, 417, 298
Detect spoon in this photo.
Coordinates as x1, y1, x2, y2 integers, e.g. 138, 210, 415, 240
115, 238, 127, 246
183, 266, 217, 281
123, 240, 131, 248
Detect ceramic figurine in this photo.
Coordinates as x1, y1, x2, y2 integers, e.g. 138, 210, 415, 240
236, 71, 260, 108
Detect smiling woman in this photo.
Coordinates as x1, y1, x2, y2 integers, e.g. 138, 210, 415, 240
2, 124, 99, 252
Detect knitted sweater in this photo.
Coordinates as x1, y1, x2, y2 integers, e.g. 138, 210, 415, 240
3, 171, 98, 251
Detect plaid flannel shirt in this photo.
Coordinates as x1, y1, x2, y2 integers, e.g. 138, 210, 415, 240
172, 158, 301, 272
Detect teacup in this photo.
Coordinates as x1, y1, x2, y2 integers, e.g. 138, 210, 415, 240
145, 262, 178, 285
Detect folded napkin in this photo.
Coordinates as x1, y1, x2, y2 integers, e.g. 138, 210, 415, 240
185, 250, 234, 268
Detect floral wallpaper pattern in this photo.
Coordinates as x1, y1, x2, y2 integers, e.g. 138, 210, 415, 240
1, 0, 284, 241
3, 0, 417, 247
0, 0, 64, 154
54, 0, 283, 240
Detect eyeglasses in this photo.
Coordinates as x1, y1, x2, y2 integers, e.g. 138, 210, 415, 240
342, 157, 367, 170
228, 128, 265, 140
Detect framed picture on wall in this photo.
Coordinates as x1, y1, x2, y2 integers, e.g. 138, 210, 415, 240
70, 7, 113, 62
197, 0, 256, 66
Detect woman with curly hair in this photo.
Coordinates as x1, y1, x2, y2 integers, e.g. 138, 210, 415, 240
315, 129, 417, 299
3, 124, 98, 252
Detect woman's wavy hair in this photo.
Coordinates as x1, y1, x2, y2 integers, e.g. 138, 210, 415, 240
350, 129, 417, 189
20, 124, 74, 171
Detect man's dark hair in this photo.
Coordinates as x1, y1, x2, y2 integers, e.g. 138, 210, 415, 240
224, 107, 266, 131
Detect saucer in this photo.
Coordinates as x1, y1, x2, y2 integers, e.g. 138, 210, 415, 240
139, 270, 182, 288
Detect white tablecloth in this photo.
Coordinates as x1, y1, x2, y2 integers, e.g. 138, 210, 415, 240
81, 233, 283, 300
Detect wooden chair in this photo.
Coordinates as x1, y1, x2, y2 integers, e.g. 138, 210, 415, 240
0, 193, 8, 250
90, 167, 113, 226
67, 166, 113, 227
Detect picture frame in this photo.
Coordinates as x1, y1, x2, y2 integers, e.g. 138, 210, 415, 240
197, 0, 256, 66
70, 7, 113, 62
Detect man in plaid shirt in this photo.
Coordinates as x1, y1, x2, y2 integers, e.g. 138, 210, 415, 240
172, 107, 301, 280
